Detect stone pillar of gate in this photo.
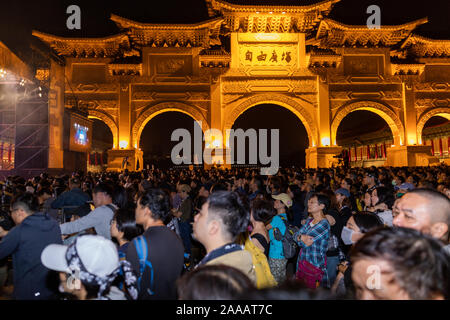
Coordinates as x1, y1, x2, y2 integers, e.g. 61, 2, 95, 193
403, 82, 418, 146
385, 82, 440, 167
305, 146, 343, 168
106, 82, 143, 171
305, 77, 341, 168
203, 75, 229, 170
48, 60, 65, 170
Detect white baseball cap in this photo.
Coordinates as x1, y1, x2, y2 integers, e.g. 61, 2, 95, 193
41, 235, 119, 278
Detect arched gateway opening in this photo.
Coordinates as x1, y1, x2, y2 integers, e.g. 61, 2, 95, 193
229, 104, 309, 167
420, 114, 450, 159
336, 110, 394, 165
139, 112, 203, 169
89, 118, 113, 171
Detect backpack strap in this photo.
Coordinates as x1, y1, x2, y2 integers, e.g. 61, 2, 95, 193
105, 204, 117, 214
278, 215, 289, 235
133, 236, 155, 296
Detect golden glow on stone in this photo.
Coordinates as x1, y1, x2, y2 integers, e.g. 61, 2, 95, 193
119, 140, 128, 149
254, 33, 282, 42
321, 137, 330, 146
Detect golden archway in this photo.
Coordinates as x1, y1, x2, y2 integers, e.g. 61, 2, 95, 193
331, 100, 405, 147
223, 93, 317, 147
417, 108, 450, 144
132, 101, 210, 149
88, 110, 118, 149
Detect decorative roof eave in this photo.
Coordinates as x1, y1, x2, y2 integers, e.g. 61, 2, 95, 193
32, 31, 130, 57
111, 14, 224, 31
317, 17, 428, 34
399, 34, 450, 57
207, 0, 340, 13
315, 17, 428, 47
199, 54, 231, 68
110, 15, 223, 48
391, 63, 425, 75
205, 0, 339, 33
108, 63, 142, 76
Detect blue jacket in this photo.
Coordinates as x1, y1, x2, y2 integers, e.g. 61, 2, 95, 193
51, 188, 90, 210
0, 212, 62, 299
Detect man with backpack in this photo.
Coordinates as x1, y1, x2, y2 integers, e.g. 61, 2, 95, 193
127, 189, 184, 300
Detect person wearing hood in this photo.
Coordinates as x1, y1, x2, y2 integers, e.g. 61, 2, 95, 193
0, 192, 63, 299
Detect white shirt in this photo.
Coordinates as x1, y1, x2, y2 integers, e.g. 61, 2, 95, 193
376, 210, 393, 227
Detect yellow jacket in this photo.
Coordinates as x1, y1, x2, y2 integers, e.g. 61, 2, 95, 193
205, 249, 257, 285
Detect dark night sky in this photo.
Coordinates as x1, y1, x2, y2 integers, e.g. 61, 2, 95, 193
1, 0, 449, 59
1, 0, 448, 165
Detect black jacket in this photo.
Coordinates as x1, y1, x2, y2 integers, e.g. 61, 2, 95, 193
50, 188, 90, 209
126, 226, 184, 300
0, 212, 62, 299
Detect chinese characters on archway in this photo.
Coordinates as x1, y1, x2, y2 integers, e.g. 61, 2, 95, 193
241, 47, 295, 66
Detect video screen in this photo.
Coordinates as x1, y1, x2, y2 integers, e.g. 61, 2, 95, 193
74, 123, 89, 146
69, 115, 92, 152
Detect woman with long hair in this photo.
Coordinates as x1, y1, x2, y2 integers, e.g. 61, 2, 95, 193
368, 186, 395, 227
335, 188, 352, 226
331, 211, 383, 298
250, 199, 274, 256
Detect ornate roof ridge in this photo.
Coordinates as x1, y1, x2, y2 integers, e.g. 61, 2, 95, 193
398, 33, 450, 57
318, 17, 428, 34
32, 31, 130, 57
402, 33, 450, 45
315, 18, 429, 48
32, 30, 129, 43
110, 14, 223, 30
207, 0, 340, 12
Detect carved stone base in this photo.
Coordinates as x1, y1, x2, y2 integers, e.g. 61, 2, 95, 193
305, 146, 343, 168
107, 149, 144, 172
385, 145, 440, 167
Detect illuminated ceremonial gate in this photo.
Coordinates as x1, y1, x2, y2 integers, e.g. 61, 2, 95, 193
31, 0, 450, 171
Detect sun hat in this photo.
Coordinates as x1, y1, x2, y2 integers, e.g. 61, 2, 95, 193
272, 193, 293, 208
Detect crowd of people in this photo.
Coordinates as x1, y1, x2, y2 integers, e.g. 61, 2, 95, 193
0, 164, 449, 300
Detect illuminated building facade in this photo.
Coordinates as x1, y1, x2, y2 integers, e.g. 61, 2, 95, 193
33, 0, 450, 170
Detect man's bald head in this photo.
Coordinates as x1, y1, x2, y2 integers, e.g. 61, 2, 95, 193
393, 188, 450, 241
409, 189, 450, 224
